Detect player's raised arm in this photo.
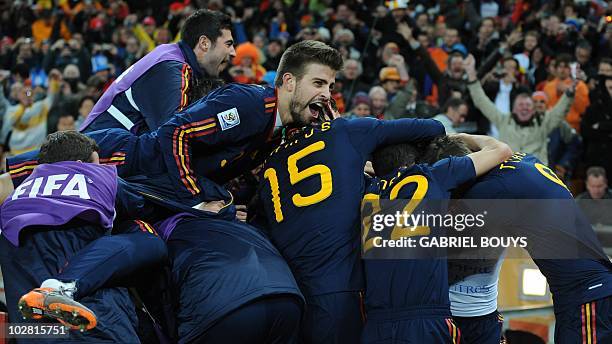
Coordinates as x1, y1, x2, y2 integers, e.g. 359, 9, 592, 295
346, 117, 446, 156
455, 133, 513, 176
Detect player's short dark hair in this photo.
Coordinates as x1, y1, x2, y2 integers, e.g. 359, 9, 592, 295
372, 143, 419, 177
586, 166, 607, 180
181, 9, 232, 50
420, 136, 471, 164
275, 40, 343, 87
39, 131, 99, 164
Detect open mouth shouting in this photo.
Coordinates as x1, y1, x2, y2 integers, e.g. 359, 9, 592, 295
308, 100, 331, 122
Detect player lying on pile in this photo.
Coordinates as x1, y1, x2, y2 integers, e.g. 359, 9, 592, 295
0, 131, 165, 341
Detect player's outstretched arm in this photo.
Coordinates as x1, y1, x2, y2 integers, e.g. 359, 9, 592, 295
455, 133, 513, 176
0, 172, 15, 204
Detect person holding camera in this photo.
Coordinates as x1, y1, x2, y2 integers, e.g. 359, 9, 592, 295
42, 38, 91, 82
543, 54, 590, 131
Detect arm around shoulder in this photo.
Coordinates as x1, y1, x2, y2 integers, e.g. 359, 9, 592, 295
457, 133, 513, 177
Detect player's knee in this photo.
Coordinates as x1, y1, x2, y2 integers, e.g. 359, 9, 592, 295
123, 231, 168, 264
144, 234, 168, 262
106, 232, 167, 266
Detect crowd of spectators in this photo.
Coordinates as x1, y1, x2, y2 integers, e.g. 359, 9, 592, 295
0, 0, 611, 194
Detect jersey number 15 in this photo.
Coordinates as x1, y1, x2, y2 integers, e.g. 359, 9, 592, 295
264, 141, 333, 222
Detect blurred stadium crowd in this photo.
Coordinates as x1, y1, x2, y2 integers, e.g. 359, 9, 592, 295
0, 0, 611, 195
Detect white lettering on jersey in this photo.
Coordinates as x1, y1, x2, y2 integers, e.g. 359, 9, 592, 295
42, 174, 69, 196
61, 174, 91, 199
12, 174, 91, 200
11, 180, 33, 200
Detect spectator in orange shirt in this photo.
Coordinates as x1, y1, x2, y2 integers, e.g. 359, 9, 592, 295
543, 54, 589, 130
229, 42, 266, 84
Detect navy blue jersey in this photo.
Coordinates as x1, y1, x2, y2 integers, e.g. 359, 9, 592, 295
363, 157, 476, 314
166, 216, 303, 343
5, 129, 142, 188
7, 84, 279, 199
258, 117, 445, 296
463, 153, 612, 312
82, 41, 205, 134
155, 83, 278, 197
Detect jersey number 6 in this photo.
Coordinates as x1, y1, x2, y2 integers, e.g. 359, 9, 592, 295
264, 141, 333, 223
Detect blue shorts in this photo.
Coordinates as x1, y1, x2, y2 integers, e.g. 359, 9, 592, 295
0, 224, 140, 343
301, 291, 365, 344
362, 307, 458, 344
554, 296, 612, 344
453, 310, 503, 344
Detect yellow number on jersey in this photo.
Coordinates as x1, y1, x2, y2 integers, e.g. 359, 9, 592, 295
362, 193, 382, 252
264, 141, 333, 223
264, 168, 283, 222
362, 175, 431, 253
287, 141, 333, 207
534, 163, 569, 190
389, 175, 430, 240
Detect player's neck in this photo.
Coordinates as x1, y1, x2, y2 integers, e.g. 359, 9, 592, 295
276, 89, 294, 126
274, 110, 284, 134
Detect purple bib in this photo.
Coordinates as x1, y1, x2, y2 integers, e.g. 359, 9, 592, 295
79, 43, 186, 131
155, 213, 194, 241
1, 162, 118, 246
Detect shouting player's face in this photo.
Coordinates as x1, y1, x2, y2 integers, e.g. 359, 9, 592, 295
288, 63, 336, 126
199, 29, 236, 77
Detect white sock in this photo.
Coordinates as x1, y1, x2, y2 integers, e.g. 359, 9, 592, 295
40, 279, 76, 299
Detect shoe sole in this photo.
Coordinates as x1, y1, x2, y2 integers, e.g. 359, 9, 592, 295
18, 293, 97, 331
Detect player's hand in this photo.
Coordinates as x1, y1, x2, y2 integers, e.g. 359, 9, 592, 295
554, 165, 567, 179
364, 161, 375, 176
192, 200, 226, 213
236, 205, 247, 222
